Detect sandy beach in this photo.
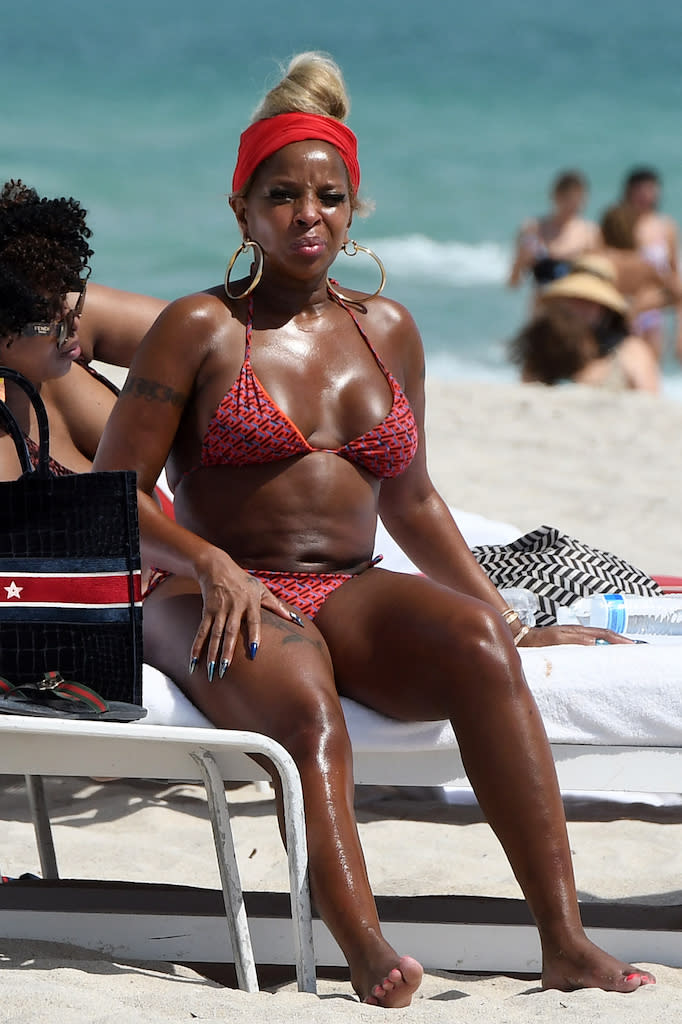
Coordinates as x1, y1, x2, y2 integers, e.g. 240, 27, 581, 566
425, 378, 682, 576
2, 377, 681, 1022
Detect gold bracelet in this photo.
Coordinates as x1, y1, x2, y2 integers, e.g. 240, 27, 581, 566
513, 624, 531, 646
502, 607, 521, 627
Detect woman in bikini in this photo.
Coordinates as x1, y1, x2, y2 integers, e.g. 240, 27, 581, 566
94, 53, 654, 1007
507, 169, 600, 291
620, 167, 681, 359
598, 197, 682, 360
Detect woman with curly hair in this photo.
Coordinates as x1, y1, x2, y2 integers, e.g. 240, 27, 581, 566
0, 179, 165, 479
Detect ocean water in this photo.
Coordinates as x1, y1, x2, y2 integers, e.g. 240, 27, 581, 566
3, 0, 682, 397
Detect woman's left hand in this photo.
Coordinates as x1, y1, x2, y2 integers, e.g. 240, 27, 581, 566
516, 625, 635, 647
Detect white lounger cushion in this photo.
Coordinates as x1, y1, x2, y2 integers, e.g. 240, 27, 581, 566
142, 506, 682, 750
143, 641, 682, 749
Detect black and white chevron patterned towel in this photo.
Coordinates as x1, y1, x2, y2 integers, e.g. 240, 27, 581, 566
472, 525, 661, 627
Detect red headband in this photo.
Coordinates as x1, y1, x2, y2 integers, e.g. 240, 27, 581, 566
232, 113, 360, 194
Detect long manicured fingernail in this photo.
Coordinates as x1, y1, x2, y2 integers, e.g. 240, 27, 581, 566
595, 638, 610, 646
249, 642, 258, 660
219, 659, 230, 678
633, 639, 648, 644
207, 660, 216, 682
290, 611, 305, 627
189, 656, 198, 674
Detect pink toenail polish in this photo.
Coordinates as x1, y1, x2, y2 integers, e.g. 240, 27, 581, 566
624, 973, 640, 982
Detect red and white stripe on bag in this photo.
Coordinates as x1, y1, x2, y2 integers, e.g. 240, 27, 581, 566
0, 572, 142, 606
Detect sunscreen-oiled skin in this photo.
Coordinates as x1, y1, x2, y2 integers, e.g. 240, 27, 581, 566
95, 140, 654, 1005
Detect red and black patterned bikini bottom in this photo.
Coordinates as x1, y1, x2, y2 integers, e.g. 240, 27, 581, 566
143, 557, 382, 619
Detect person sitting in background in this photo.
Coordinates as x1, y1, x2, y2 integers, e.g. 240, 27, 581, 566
0, 179, 164, 479
619, 167, 681, 359
507, 170, 600, 291
510, 255, 659, 392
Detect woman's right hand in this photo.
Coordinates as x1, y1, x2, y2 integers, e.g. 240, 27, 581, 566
189, 547, 303, 679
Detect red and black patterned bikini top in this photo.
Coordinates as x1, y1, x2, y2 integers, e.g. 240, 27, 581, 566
24, 435, 73, 477
197, 293, 418, 480
20, 362, 117, 479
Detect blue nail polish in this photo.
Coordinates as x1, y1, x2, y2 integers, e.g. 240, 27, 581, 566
290, 611, 304, 627
249, 642, 258, 660
219, 659, 230, 678
595, 638, 610, 646
208, 660, 216, 682
189, 656, 198, 674
633, 639, 648, 645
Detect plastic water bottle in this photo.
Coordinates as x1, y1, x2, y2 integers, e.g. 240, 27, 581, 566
499, 587, 539, 627
567, 594, 682, 635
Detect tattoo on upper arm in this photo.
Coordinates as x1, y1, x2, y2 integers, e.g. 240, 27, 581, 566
122, 375, 187, 408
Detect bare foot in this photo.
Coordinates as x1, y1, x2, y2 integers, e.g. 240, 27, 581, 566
542, 936, 656, 993
362, 955, 424, 1007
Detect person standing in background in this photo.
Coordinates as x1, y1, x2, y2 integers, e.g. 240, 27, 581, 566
620, 167, 681, 360
507, 170, 600, 291
599, 202, 682, 337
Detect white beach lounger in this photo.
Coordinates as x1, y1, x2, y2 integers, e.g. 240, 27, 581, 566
2, 509, 680, 978
2, 642, 681, 977
142, 504, 682, 798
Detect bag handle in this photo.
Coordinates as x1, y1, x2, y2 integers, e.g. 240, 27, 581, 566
0, 366, 51, 477
0, 401, 33, 474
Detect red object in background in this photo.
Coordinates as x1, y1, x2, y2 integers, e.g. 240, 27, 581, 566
154, 486, 175, 521
653, 576, 682, 594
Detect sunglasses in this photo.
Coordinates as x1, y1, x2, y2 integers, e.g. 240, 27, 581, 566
21, 268, 91, 351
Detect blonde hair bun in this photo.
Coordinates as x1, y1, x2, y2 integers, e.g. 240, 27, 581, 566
253, 52, 351, 123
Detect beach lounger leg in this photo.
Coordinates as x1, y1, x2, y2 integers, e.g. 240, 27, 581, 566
190, 749, 259, 993
261, 741, 316, 995
190, 742, 316, 995
24, 775, 59, 880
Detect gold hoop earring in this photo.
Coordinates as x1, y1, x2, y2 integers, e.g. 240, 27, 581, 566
224, 238, 264, 300
327, 240, 386, 303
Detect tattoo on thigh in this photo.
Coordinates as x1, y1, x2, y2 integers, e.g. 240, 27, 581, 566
268, 615, 324, 653
122, 375, 187, 408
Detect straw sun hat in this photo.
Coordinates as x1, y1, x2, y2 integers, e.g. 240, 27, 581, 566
541, 255, 628, 316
